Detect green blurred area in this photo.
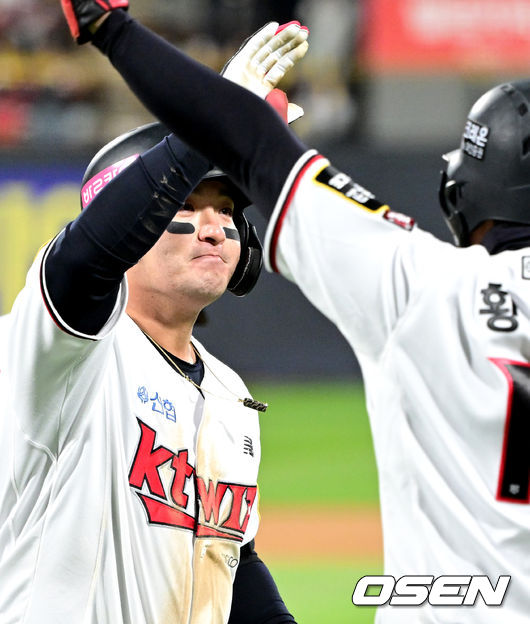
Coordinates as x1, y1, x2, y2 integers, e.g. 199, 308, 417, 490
247, 381, 382, 624
269, 560, 382, 624
251, 381, 379, 506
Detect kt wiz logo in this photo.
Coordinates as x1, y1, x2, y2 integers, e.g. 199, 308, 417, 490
129, 419, 257, 541
352, 575, 510, 607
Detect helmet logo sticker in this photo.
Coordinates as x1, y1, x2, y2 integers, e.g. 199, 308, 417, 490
463, 119, 489, 161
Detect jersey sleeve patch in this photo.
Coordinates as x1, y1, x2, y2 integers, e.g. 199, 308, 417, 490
316, 166, 415, 231
382, 208, 415, 231
265, 158, 415, 274
314, 166, 387, 213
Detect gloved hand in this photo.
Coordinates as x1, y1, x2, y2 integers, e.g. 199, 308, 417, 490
221, 21, 308, 122
61, 0, 128, 44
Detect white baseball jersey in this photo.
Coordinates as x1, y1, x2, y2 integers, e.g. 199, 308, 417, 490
0, 242, 261, 624
0, 313, 10, 374
264, 151, 530, 622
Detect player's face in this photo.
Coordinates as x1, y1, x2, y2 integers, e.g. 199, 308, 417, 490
127, 180, 241, 310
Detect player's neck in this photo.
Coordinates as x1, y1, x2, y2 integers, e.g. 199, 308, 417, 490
126, 309, 198, 364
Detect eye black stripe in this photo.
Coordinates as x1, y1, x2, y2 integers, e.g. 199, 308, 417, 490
167, 222, 195, 234
224, 227, 240, 241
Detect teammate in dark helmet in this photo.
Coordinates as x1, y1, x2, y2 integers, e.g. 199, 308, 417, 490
440, 80, 530, 251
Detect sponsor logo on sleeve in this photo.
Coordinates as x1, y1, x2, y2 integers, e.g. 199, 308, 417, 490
383, 209, 415, 231
315, 166, 387, 212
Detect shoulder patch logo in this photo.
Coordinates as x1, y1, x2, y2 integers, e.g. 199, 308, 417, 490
383, 208, 415, 231
315, 166, 386, 213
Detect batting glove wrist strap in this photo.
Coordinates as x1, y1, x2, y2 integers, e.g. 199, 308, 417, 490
61, 0, 129, 44
265, 89, 304, 124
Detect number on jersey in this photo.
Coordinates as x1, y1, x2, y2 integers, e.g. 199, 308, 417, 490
490, 358, 530, 504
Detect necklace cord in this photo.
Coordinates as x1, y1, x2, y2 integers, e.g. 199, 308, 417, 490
141, 330, 268, 412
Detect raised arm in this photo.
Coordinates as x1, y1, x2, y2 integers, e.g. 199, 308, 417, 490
59, 3, 428, 360
62, 4, 311, 217
47, 16, 309, 335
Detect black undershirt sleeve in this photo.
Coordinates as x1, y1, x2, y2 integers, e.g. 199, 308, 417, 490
229, 540, 297, 624
91, 10, 308, 220
44, 134, 209, 335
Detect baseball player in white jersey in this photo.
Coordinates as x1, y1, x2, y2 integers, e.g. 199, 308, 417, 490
58, 3, 530, 622
0, 21, 309, 624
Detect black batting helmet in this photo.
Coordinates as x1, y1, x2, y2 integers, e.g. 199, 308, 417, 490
439, 80, 530, 246
80, 122, 262, 296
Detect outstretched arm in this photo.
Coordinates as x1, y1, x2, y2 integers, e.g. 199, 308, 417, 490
59, 1, 433, 364
89, 10, 310, 217
46, 14, 309, 336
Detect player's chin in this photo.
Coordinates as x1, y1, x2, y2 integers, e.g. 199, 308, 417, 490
193, 270, 232, 301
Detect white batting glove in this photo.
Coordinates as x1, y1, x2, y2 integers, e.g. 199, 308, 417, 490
221, 20, 309, 121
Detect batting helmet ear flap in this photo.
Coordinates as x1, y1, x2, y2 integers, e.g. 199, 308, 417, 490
438, 167, 471, 246
228, 213, 263, 296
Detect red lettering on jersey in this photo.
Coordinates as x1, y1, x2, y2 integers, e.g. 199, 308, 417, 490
196, 525, 242, 541
128, 421, 173, 497
137, 493, 195, 529
196, 478, 229, 526
129, 420, 257, 539
196, 481, 258, 541
129, 420, 195, 529
240, 486, 257, 533
171, 450, 194, 508
222, 485, 258, 534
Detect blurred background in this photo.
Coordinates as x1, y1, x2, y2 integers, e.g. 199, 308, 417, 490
2, 0, 530, 621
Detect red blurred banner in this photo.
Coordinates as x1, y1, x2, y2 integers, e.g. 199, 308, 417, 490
361, 0, 530, 72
